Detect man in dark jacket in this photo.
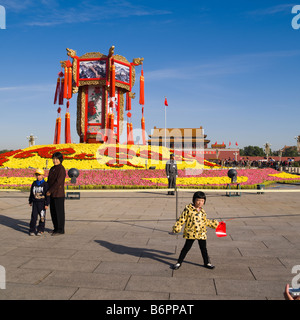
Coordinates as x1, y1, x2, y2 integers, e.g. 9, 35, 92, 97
46, 152, 66, 236
165, 153, 178, 195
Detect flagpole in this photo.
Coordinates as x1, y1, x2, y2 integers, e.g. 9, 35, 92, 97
164, 97, 167, 147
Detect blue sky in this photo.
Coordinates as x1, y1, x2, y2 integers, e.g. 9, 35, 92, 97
0, 0, 300, 151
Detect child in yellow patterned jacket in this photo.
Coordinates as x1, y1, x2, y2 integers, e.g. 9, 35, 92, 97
171, 191, 219, 270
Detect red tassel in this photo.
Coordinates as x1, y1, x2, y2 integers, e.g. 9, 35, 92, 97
54, 78, 60, 104
63, 67, 68, 99
104, 114, 110, 143
107, 113, 114, 144
110, 113, 114, 132
139, 68, 144, 105
53, 119, 58, 144
127, 122, 131, 145
110, 113, 114, 144
54, 107, 61, 144
129, 122, 134, 145
105, 113, 114, 144
126, 92, 131, 111
111, 63, 115, 98
141, 116, 146, 145
65, 101, 71, 143
109, 99, 114, 110
67, 67, 72, 100
54, 71, 64, 105
56, 117, 61, 144
59, 78, 64, 105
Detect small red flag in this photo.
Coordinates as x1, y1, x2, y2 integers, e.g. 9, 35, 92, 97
164, 97, 168, 106
235, 142, 238, 146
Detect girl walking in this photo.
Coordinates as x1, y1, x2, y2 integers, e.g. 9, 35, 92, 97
171, 191, 219, 270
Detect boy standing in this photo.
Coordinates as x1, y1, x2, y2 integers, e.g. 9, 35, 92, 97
29, 169, 50, 236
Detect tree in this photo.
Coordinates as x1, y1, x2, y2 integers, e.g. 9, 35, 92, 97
0, 149, 13, 154
282, 146, 298, 157
239, 146, 265, 157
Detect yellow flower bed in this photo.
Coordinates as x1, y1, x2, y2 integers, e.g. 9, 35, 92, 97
0, 177, 71, 186
143, 176, 248, 185
268, 172, 299, 179
0, 177, 36, 185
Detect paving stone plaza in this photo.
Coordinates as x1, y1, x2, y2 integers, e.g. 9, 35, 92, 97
0, 187, 299, 300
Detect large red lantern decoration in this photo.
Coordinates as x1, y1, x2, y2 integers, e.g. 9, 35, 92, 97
53, 46, 145, 145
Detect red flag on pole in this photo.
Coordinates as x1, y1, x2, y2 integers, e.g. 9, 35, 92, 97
164, 97, 168, 106
236, 142, 238, 146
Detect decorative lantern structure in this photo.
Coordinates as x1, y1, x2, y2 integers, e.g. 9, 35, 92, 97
54, 46, 144, 145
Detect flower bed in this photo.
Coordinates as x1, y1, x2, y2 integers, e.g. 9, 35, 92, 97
1, 167, 300, 190
0, 143, 218, 170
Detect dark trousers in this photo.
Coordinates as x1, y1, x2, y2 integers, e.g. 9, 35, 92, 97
29, 202, 46, 233
168, 174, 176, 194
50, 197, 65, 234
177, 239, 210, 265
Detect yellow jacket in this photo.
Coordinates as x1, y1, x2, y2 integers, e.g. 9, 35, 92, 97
172, 203, 219, 240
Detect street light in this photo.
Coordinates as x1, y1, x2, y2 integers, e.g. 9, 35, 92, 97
294, 135, 300, 153
264, 142, 271, 160
26, 134, 37, 147
233, 152, 238, 162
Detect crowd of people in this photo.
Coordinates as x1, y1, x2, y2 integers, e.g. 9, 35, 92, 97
212, 158, 298, 169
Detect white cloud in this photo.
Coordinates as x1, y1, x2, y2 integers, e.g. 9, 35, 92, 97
248, 4, 294, 16
146, 49, 300, 81
0, 84, 54, 91
0, 0, 35, 11
14, 0, 172, 27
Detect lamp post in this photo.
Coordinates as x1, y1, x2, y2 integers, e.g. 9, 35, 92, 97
294, 135, 300, 153
26, 134, 37, 147
279, 149, 283, 162
233, 152, 238, 162
264, 142, 271, 161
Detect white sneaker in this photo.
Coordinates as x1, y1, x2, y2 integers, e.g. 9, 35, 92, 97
29, 232, 35, 236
